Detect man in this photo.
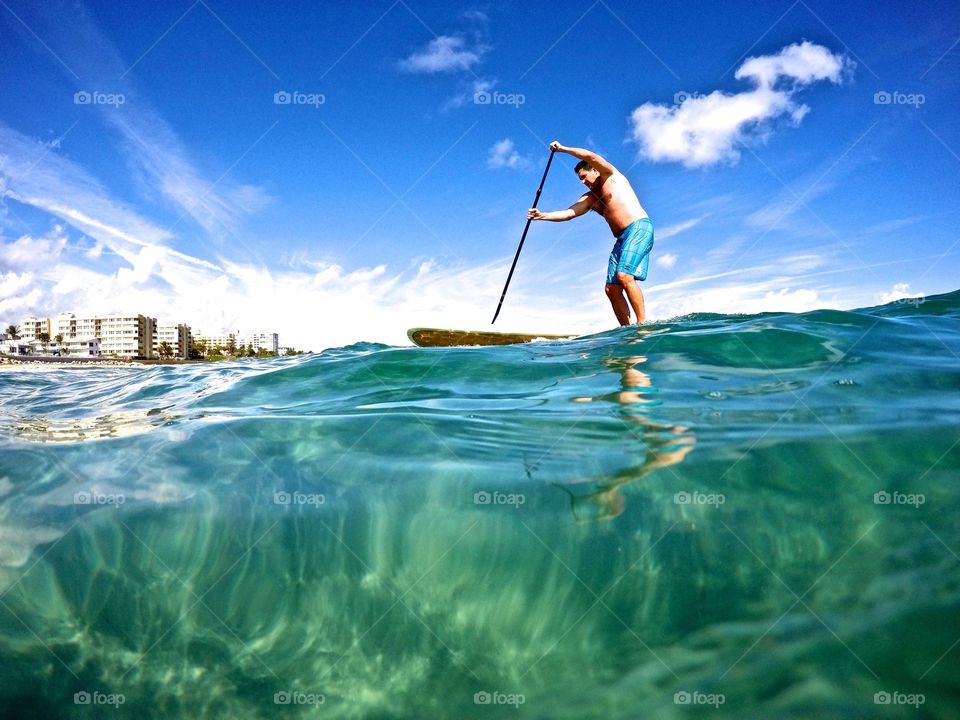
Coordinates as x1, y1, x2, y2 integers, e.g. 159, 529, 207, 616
528, 140, 653, 325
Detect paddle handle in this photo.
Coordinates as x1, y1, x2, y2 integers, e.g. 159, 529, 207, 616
491, 149, 556, 324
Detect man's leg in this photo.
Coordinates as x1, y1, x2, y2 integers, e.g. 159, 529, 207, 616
615, 272, 646, 323
605, 283, 632, 325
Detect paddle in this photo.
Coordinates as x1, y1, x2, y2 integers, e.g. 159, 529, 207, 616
491, 148, 556, 324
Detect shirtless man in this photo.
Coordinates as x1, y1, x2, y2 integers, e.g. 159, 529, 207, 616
528, 141, 653, 325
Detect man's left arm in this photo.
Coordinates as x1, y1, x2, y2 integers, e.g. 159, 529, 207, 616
549, 141, 617, 178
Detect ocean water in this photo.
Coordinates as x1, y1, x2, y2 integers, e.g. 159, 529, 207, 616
1, 291, 959, 719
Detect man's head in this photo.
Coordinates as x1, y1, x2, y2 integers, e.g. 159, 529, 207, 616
575, 160, 600, 189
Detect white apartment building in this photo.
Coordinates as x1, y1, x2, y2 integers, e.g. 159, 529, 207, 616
193, 332, 235, 352
62, 338, 101, 356
241, 332, 279, 354
194, 330, 279, 355
17, 316, 51, 342
154, 323, 191, 359
55, 313, 156, 358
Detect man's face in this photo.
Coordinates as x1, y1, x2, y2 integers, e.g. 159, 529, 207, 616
577, 167, 600, 189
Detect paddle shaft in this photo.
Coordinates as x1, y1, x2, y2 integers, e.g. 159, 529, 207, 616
491, 149, 556, 324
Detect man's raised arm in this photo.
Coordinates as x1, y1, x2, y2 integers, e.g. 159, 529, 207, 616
549, 140, 616, 177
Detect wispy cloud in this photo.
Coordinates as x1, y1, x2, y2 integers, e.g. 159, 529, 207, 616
630, 41, 851, 168
657, 215, 706, 240
0, 123, 176, 251
444, 78, 495, 111
16, 2, 271, 239
105, 111, 272, 239
400, 35, 485, 73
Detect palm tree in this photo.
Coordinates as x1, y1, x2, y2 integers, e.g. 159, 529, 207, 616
4, 324, 19, 339
189, 337, 206, 359
158, 341, 173, 359
38, 331, 51, 353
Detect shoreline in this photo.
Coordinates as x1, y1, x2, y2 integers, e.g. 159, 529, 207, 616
0, 353, 204, 367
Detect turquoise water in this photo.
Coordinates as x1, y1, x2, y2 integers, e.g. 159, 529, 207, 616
1, 291, 959, 719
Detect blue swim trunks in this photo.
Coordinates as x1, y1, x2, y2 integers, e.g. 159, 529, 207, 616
607, 217, 654, 285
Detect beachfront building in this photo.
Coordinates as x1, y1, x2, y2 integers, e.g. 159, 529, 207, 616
193, 330, 279, 355
56, 314, 101, 346
55, 313, 156, 358
154, 323, 191, 359
241, 332, 279, 354
193, 331, 235, 353
61, 338, 101, 356
2, 339, 32, 355
17, 316, 52, 343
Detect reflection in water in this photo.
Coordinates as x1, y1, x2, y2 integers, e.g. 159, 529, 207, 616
559, 354, 696, 522
11, 407, 178, 442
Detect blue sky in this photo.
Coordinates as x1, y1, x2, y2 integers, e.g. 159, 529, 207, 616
1, 0, 958, 349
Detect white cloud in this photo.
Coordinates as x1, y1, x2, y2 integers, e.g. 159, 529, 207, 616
647, 280, 827, 319
0, 278, 41, 317
487, 139, 529, 170
655, 253, 677, 269
735, 41, 849, 88
0, 271, 35, 301
400, 36, 484, 73
0, 226, 68, 269
2, 242, 605, 350
0, 123, 600, 348
880, 282, 923, 304
629, 41, 849, 168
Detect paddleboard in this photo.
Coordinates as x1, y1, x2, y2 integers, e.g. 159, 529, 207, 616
407, 327, 574, 347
